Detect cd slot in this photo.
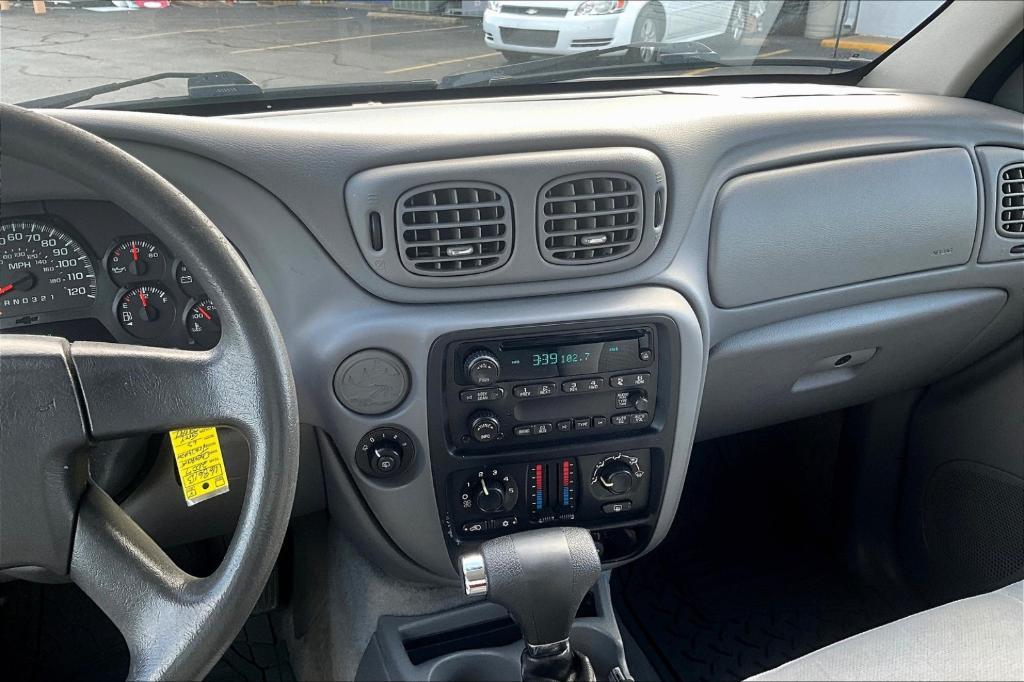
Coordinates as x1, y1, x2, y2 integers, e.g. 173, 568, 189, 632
500, 328, 644, 351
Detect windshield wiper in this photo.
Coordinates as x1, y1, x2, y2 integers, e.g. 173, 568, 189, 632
18, 71, 263, 109
441, 42, 869, 89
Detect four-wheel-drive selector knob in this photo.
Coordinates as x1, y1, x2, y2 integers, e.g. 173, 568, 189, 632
470, 410, 501, 443
465, 350, 500, 386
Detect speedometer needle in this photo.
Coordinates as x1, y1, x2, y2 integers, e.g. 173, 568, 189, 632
0, 273, 34, 296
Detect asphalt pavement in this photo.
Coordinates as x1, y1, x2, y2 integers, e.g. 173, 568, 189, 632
0, 1, 849, 108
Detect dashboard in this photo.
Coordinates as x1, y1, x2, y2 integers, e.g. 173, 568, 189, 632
1, 83, 1022, 583
1, 200, 221, 350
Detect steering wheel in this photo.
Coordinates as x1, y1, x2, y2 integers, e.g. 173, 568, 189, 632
0, 104, 300, 680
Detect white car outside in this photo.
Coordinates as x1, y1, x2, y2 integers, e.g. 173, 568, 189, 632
483, 0, 748, 63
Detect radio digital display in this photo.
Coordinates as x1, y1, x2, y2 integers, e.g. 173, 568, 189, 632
500, 338, 641, 380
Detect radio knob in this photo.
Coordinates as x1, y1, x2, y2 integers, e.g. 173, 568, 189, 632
465, 350, 500, 386
630, 392, 650, 412
469, 410, 501, 443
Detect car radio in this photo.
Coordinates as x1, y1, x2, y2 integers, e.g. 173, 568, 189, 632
427, 317, 679, 564
441, 326, 659, 454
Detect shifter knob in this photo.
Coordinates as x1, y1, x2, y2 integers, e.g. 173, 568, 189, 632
463, 527, 601, 647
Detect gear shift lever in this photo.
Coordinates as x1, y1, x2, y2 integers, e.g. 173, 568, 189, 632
461, 527, 601, 682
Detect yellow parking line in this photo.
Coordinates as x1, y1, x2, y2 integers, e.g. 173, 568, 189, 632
759, 48, 791, 58
385, 52, 502, 75
115, 18, 346, 41
230, 24, 465, 55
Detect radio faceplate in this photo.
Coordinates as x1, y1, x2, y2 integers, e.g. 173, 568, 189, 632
443, 325, 660, 455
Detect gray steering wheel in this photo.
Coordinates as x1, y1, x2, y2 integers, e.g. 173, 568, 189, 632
0, 104, 300, 680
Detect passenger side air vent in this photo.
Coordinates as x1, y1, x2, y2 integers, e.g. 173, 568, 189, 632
538, 174, 643, 264
998, 163, 1024, 237
396, 183, 513, 276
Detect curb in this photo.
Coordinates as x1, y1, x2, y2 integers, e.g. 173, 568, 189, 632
365, 10, 465, 25
819, 35, 896, 54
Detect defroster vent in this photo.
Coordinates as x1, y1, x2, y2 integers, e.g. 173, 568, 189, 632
539, 174, 643, 264
397, 183, 513, 276
998, 163, 1024, 237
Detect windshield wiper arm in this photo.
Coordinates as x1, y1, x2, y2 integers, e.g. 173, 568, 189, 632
18, 71, 262, 109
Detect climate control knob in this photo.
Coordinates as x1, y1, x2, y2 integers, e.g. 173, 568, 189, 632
475, 478, 506, 513
469, 410, 501, 443
591, 453, 644, 496
465, 350, 500, 386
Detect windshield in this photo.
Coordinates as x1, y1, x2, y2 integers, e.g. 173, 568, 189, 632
1, 0, 945, 110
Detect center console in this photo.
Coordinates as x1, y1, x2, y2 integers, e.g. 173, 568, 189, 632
427, 316, 680, 566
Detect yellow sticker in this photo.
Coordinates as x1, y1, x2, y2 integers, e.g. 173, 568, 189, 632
169, 427, 229, 506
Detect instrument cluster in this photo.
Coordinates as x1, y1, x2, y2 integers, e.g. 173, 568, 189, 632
0, 200, 222, 350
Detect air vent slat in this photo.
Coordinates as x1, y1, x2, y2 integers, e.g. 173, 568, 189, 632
397, 182, 513, 276
997, 163, 1024, 239
538, 174, 643, 265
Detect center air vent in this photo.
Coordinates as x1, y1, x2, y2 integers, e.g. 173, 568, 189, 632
998, 163, 1024, 238
396, 183, 513, 276
538, 174, 643, 264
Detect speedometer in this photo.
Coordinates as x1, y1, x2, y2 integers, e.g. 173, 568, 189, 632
0, 219, 97, 317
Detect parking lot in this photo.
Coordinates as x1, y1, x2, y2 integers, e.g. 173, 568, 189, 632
1, 1, 850, 107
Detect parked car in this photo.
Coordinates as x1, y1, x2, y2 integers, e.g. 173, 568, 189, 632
483, 0, 748, 63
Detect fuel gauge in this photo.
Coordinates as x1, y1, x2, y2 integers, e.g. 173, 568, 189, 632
186, 297, 221, 349
117, 285, 175, 340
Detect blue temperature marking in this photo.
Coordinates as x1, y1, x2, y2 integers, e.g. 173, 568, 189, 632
535, 491, 543, 511
562, 487, 569, 506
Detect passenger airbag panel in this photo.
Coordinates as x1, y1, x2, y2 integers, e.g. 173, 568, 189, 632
709, 149, 978, 307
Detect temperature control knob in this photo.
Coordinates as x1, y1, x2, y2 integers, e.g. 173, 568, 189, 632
469, 410, 501, 443
465, 350, 500, 386
591, 454, 644, 496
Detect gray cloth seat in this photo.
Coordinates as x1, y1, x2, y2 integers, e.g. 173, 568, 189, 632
748, 581, 1024, 681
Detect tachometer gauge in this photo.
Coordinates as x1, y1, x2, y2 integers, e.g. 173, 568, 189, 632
107, 238, 166, 286
186, 297, 221, 349
0, 219, 97, 317
117, 284, 175, 339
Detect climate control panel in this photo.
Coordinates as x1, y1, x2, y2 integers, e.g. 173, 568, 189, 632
445, 449, 652, 543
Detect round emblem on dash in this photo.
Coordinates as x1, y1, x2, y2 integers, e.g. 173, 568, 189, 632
333, 349, 410, 415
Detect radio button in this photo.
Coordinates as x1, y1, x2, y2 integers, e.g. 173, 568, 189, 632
629, 412, 650, 425
556, 420, 572, 432
534, 423, 553, 435
514, 425, 534, 438
573, 417, 592, 430
611, 414, 630, 426
514, 382, 555, 399
514, 385, 535, 399
593, 416, 608, 428
561, 380, 581, 394
610, 372, 651, 389
639, 349, 653, 362
461, 387, 504, 403
582, 377, 605, 392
